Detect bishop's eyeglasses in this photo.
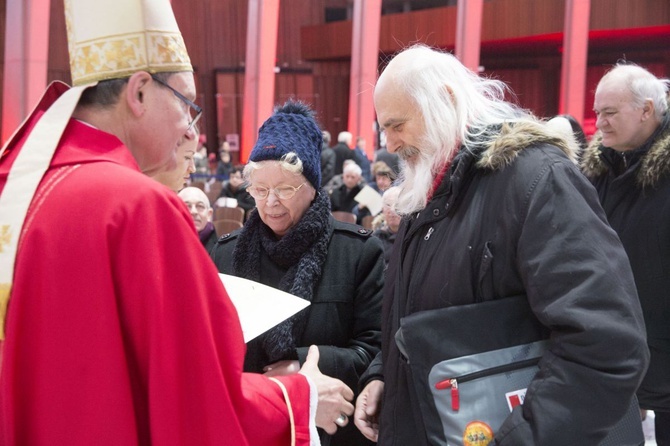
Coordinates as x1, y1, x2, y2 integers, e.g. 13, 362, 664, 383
151, 75, 203, 133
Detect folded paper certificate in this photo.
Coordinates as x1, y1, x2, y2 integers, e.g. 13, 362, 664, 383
215, 197, 238, 208
219, 274, 310, 342
354, 185, 384, 216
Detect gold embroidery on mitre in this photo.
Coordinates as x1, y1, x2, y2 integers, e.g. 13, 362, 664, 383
0, 225, 12, 253
0, 282, 11, 340
70, 30, 191, 86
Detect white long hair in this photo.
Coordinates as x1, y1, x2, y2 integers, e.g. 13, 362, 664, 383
381, 44, 530, 215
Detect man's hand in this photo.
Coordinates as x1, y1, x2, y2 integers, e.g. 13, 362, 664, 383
354, 379, 384, 441
299, 345, 355, 435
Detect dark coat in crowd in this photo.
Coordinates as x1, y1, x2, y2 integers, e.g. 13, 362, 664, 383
581, 116, 670, 413
371, 227, 396, 267
332, 142, 355, 176
362, 123, 649, 446
321, 145, 336, 187
330, 183, 371, 225
211, 216, 384, 446
199, 223, 218, 255
217, 182, 255, 215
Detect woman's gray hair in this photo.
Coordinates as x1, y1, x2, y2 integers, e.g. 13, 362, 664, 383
598, 63, 670, 121
243, 152, 305, 183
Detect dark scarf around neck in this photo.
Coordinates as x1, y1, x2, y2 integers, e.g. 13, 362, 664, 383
231, 189, 333, 365
199, 221, 215, 243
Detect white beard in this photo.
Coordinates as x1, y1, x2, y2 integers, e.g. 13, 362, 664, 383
394, 146, 435, 215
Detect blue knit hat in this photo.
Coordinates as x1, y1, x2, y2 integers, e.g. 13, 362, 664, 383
249, 101, 323, 189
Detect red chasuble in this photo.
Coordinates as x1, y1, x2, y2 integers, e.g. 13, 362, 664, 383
0, 84, 313, 445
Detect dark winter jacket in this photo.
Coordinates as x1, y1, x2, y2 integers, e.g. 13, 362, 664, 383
217, 182, 255, 216
211, 217, 384, 446
332, 142, 355, 175
330, 183, 371, 225
363, 122, 649, 445
581, 115, 670, 412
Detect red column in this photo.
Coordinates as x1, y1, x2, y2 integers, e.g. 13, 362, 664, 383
2, 0, 51, 145
455, 0, 483, 73
240, 0, 280, 163
559, 0, 591, 123
347, 0, 381, 158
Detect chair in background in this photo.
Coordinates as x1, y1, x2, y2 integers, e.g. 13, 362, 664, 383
206, 189, 221, 206
208, 181, 223, 197
214, 206, 245, 224
191, 180, 206, 191
331, 211, 357, 224
213, 219, 243, 235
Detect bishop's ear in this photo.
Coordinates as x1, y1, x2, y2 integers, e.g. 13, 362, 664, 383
125, 71, 152, 118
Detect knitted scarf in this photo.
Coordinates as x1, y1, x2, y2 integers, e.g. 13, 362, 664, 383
232, 190, 333, 367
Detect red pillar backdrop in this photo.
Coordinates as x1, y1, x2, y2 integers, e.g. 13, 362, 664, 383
240, 0, 280, 163
559, 0, 591, 124
2, 0, 51, 145
347, 0, 381, 157
455, 0, 483, 73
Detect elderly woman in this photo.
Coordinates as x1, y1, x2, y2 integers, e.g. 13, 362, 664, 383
210, 101, 384, 446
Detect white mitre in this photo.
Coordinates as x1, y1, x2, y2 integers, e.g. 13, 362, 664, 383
0, 0, 192, 338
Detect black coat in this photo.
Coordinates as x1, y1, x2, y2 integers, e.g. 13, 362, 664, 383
363, 122, 649, 445
217, 182, 255, 215
581, 116, 670, 412
211, 217, 384, 446
330, 183, 371, 225
332, 142, 355, 175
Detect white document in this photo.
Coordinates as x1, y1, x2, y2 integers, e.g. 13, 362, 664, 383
215, 197, 238, 208
354, 185, 384, 216
219, 274, 310, 342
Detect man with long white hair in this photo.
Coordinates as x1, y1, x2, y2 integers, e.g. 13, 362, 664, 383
353, 45, 649, 445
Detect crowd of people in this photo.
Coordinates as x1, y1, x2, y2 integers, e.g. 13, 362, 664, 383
0, 0, 667, 443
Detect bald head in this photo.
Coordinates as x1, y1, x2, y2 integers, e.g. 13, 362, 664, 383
178, 187, 212, 232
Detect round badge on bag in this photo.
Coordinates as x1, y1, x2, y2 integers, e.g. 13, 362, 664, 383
463, 421, 494, 446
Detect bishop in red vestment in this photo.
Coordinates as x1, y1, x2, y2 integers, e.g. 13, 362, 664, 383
0, 82, 323, 446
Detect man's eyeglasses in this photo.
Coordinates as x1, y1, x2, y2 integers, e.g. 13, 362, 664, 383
184, 201, 208, 212
151, 75, 203, 133
247, 183, 307, 200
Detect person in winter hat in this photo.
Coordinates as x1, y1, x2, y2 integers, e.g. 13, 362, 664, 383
211, 100, 385, 446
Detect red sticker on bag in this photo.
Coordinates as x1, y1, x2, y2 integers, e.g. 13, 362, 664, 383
505, 388, 527, 412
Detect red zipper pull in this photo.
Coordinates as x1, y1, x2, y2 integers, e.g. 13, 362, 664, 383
434, 378, 460, 411
450, 379, 459, 411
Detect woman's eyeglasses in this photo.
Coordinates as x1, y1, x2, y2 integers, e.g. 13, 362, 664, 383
247, 183, 307, 200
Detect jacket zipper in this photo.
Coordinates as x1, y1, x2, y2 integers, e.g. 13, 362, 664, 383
424, 227, 434, 240
434, 357, 541, 411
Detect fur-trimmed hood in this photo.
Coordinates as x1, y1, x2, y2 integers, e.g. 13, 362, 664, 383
580, 117, 670, 189
475, 120, 579, 171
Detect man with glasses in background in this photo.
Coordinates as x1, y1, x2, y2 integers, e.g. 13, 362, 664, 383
0, 0, 355, 444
